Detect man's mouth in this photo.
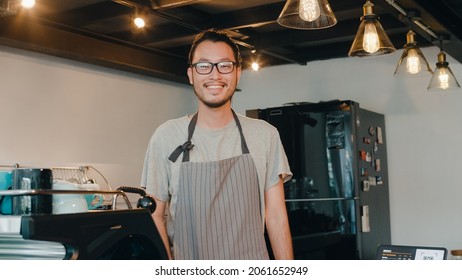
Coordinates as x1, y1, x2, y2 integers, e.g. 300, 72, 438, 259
205, 82, 227, 89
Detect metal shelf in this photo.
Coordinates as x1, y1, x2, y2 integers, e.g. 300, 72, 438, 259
285, 197, 359, 202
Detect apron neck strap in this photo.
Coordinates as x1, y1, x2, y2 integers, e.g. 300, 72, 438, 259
232, 110, 250, 155
168, 110, 249, 163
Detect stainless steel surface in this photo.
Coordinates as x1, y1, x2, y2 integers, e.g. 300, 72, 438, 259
285, 197, 359, 202
1, 164, 124, 210
0, 234, 66, 260
0, 189, 134, 210
0, 216, 65, 260
1, 164, 112, 189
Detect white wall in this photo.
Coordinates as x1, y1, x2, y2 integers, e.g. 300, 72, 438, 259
1, 43, 462, 255
233, 46, 462, 254
0, 45, 196, 188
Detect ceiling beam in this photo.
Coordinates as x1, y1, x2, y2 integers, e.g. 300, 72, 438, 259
206, 2, 285, 30
34, 1, 127, 27
0, 16, 190, 84
150, 0, 210, 10
119, 0, 308, 65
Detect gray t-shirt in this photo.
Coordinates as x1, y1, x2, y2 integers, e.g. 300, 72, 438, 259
141, 113, 292, 239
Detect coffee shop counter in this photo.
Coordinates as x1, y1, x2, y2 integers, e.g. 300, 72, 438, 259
0, 208, 168, 260
0, 215, 66, 259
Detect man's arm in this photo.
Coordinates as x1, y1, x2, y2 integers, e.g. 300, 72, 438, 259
151, 197, 173, 260
265, 177, 294, 259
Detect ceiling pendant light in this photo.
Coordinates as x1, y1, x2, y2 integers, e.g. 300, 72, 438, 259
348, 0, 396, 57
21, 0, 35, 9
394, 30, 432, 77
250, 49, 260, 71
277, 0, 337, 30
251, 62, 260, 71
131, 8, 147, 31
427, 39, 461, 91
133, 16, 146, 29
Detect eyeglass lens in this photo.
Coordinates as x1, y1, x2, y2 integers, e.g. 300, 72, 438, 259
193, 62, 235, 74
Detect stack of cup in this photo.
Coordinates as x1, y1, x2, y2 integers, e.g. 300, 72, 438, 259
52, 180, 88, 214
52, 180, 104, 214
0, 170, 13, 214
12, 168, 53, 215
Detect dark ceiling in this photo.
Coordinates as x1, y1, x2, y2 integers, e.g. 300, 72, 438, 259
1, 0, 461, 85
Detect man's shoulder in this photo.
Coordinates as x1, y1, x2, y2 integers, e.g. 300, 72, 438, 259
151, 115, 190, 144
156, 115, 190, 132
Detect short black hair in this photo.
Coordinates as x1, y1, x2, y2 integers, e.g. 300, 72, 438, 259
188, 28, 242, 67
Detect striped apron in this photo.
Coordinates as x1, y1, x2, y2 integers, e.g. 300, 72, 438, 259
168, 111, 269, 260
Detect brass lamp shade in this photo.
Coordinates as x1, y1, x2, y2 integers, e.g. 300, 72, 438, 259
394, 30, 432, 77
427, 51, 461, 91
348, 1, 396, 57
277, 0, 337, 30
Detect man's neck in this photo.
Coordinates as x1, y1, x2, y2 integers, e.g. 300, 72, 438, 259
196, 103, 234, 130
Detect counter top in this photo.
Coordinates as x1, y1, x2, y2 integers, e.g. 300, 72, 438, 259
0, 209, 168, 260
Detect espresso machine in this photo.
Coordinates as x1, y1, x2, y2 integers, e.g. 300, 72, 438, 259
0, 165, 168, 260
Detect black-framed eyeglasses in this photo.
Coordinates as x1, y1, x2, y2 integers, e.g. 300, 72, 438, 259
191, 61, 236, 75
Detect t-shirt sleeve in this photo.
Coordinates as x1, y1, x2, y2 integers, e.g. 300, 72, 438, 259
140, 128, 170, 202
265, 128, 293, 191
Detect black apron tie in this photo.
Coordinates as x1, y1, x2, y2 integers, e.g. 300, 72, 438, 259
168, 113, 198, 162
168, 140, 194, 162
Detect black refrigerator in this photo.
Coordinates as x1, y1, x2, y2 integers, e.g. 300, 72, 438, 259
247, 100, 391, 260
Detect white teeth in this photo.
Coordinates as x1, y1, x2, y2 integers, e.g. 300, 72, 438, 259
206, 84, 226, 88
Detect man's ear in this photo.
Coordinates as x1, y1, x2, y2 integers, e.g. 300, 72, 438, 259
236, 67, 242, 84
187, 67, 193, 85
